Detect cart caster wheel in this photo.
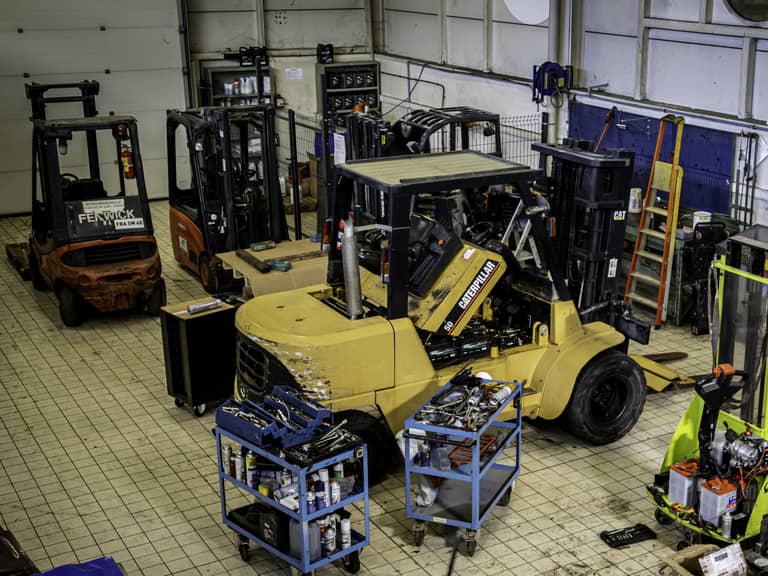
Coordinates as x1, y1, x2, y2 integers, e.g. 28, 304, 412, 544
413, 522, 425, 546
499, 487, 512, 507
655, 508, 673, 525
239, 541, 250, 561
193, 404, 207, 417
342, 551, 360, 574
174, 398, 184, 408
691, 324, 700, 336
466, 539, 477, 556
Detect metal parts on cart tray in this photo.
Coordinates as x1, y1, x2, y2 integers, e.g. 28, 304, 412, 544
412, 367, 522, 431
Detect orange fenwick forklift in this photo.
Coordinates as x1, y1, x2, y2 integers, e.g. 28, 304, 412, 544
26, 81, 165, 326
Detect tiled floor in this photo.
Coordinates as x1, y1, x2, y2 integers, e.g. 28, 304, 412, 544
1, 201, 712, 575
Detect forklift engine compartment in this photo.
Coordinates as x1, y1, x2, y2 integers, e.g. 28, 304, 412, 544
235, 151, 647, 455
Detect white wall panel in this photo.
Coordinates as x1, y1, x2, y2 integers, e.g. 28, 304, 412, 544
0, 0, 184, 214
447, 0, 484, 19
648, 0, 699, 22
0, 0, 177, 30
583, 33, 636, 97
753, 43, 768, 120
188, 12, 260, 53
189, 0, 257, 11
491, 21, 547, 79
384, 10, 440, 61
712, 0, 768, 27
0, 29, 180, 76
647, 38, 741, 114
586, 0, 639, 35
492, 0, 548, 25
265, 0, 363, 8
447, 18, 484, 70
265, 9, 366, 48
385, 0, 439, 14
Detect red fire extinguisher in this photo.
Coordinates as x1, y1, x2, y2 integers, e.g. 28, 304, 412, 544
121, 145, 135, 179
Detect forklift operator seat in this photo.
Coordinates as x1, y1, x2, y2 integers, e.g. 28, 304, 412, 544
61, 178, 107, 202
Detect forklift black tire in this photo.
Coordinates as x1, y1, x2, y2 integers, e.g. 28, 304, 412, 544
29, 251, 47, 291
342, 551, 360, 574
146, 279, 167, 316
334, 409, 399, 486
59, 286, 84, 327
563, 350, 646, 445
199, 255, 220, 294
655, 508, 673, 525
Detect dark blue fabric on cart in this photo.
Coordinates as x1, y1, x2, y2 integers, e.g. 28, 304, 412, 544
35, 557, 122, 576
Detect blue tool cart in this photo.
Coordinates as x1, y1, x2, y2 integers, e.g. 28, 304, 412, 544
404, 375, 522, 556
215, 389, 369, 574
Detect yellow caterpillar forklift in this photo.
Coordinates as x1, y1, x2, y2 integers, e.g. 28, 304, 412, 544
649, 226, 768, 566
233, 151, 650, 480
25, 81, 164, 326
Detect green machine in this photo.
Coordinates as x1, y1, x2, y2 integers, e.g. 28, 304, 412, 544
649, 226, 768, 553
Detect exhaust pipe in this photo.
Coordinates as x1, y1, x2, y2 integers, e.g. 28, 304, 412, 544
342, 217, 363, 319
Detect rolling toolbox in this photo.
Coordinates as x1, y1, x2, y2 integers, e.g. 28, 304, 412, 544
215, 390, 369, 574
404, 377, 522, 556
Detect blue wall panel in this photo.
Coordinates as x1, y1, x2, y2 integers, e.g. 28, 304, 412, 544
568, 102, 734, 214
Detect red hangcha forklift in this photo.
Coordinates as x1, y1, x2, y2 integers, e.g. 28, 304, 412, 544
26, 81, 165, 326
166, 105, 288, 293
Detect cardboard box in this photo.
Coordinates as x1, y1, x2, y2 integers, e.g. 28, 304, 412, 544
663, 545, 719, 575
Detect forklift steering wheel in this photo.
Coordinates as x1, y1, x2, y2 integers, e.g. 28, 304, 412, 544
232, 159, 257, 182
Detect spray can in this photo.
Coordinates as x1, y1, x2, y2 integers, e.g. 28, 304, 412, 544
340, 518, 351, 549
318, 469, 331, 507
333, 462, 344, 480
246, 451, 257, 487
489, 386, 513, 407
419, 440, 431, 467
234, 453, 245, 482
280, 469, 292, 487
315, 480, 326, 510
228, 449, 236, 477
306, 490, 316, 514
330, 478, 340, 505
721, 510, 733, 539
222, 444, 232, 474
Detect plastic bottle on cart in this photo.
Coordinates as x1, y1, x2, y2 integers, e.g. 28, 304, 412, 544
419, 440, 431, 467
315, 481, 327, 510
333, 462, 344, 479
340, 518, 351, 549
330, 478, 341, 505
306, 490, 316, 514
318, 468, 331, 506
234, 453, 245, 482
490, 386, 513, 407
222, 444, 232, 474
322, 525, 336, 555
228, 450, 236, 477
246, 451, 257, 487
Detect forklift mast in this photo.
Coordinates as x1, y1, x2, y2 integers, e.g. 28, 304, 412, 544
26, 81, 101, 181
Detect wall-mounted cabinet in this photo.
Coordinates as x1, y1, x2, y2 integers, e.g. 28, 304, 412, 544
201, 61, 273, 108
316, 61, 380, 124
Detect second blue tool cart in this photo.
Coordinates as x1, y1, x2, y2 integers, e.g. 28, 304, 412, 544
404, 375, 522, 556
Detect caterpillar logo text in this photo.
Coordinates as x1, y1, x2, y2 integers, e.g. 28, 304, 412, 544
442, 259, 500, 334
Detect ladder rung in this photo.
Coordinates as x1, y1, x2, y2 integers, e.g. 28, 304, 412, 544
630, 272, 660, 287
627, 292, 659, 310
645, 206, 668, 216
637, 250, 663, 263
640, 228, 667, 240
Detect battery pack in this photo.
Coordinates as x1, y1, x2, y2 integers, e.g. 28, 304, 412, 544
669, 459, 699, 507
699, 478, 737, 526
